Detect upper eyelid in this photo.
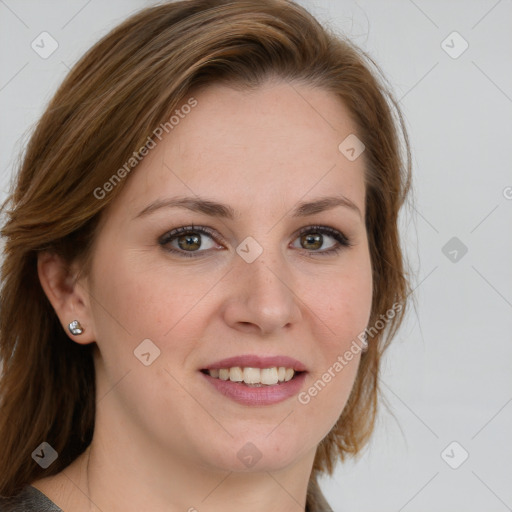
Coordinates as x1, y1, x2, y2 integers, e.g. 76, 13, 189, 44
159, 225, 224, 245
296, 224, 349, 239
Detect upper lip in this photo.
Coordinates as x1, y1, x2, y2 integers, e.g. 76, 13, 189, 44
202, 355, 307, 372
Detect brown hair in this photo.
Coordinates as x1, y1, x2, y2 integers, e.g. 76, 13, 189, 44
0, 0, 411, 509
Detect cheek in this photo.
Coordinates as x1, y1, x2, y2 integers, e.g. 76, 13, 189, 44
298, 251, 372, 417
309, 255, 373, 344
88, 250, 217, 367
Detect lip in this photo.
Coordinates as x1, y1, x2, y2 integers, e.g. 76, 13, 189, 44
201, 355, 307, 372
201, 371, 307, 406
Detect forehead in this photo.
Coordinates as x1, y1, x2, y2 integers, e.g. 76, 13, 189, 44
118, 80, 366, 219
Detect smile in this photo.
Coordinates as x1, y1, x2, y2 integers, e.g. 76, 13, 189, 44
202, 366, 298, 386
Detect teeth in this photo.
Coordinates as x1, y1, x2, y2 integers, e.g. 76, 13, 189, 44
207, 366, 297, 385
261, 367, 278, 385
229, 366, 243, 382
243, 367, 261, 384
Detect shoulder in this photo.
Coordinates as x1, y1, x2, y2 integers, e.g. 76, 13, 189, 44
0, 486, 63, 512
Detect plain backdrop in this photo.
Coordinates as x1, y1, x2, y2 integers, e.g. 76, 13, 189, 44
1, 1, 511, 511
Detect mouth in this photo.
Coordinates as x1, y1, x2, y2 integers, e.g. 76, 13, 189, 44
200, 366, 305, 387
199, 355, 307, 406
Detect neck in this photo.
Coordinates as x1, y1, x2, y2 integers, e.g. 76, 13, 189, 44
58, 413, 316, 512
75, 437, 314, 512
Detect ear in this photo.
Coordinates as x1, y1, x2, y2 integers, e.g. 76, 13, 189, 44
37, 251, 96, 345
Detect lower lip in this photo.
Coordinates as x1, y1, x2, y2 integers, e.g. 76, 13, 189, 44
201, 371, 307, 406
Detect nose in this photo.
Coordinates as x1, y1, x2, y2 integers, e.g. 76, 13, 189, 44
221, 249, 303, 337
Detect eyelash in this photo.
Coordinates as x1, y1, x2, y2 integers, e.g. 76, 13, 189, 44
158, 224, 352, 259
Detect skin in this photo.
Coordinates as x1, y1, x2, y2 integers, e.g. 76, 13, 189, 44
35, 79, 373, 512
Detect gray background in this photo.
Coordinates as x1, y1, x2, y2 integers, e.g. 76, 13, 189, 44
1, 1, 511, 511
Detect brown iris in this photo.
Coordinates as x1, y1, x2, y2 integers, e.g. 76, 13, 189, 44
177, 233, 201, 251
301, 232, 322, 250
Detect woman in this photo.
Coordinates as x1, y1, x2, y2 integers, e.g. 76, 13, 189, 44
0, 0, 411, 510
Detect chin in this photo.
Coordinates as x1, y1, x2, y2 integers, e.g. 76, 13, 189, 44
197, 430, 314, 473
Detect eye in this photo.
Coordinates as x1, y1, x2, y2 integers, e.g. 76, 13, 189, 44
291, 225, 352, 256
158, 225, 222, 258
159, 224, 352, 258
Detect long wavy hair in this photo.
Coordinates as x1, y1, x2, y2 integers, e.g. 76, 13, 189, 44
0, 1, 411, 509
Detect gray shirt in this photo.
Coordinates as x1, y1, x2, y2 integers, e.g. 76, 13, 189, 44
0, 486, 62, 511
0, 483, 333, 511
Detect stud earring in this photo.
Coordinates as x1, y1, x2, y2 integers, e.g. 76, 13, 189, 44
68, 320, 84, 335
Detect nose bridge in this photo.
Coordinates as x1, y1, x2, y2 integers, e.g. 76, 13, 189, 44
226, 234, 302, 334
245, 250, 287, 299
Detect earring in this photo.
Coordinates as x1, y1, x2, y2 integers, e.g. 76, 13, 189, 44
68, 320, 84, 335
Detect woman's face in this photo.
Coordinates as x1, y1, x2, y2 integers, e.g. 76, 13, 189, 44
83, 80, 372, 473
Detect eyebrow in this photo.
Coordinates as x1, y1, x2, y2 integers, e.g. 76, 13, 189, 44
134, 194, 363, 220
